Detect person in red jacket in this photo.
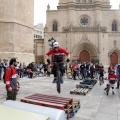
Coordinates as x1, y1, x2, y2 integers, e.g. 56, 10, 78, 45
72, 61, 78, 80
5, 58, 18, 100
46, 42, 70, 83
104, 70, 117, 95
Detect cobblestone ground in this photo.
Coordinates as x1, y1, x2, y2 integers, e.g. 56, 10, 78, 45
0, 73, 120, 120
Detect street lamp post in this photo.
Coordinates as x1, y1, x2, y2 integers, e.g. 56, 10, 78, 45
48, 37, 56, 48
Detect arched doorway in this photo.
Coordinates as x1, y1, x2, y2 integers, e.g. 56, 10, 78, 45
80, 50, 90, 63
111, 52, 118, 66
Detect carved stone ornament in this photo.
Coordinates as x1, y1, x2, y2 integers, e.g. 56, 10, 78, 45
82, 33, 88, 41
63, 24, 107, 32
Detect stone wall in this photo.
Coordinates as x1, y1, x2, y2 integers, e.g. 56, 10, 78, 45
0, 0, 34, 64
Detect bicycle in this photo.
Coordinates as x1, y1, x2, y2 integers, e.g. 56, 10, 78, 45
54, 62, 63, 93
106, 80, 116, 96
106, 84, 110, 96
67, 70, 82, 80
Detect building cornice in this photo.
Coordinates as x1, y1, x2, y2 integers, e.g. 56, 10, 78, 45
62, 25, 107, 33
0, 21, 33, 29
57, 1, 111, 10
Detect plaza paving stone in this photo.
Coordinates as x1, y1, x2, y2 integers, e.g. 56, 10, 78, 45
0, 74, 120, 120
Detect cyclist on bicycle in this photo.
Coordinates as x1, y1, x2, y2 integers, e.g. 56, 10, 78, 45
45, 42, 70, 83
104, 70, 117, 95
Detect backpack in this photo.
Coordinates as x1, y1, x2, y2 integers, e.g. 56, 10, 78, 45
3, 67, 12, 84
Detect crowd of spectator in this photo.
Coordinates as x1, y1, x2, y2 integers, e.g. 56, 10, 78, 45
0, 59, 51, 80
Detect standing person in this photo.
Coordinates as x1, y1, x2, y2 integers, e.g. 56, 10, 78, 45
3, 59, 8, 74
77, 62, 81, 70
43, 62, 47, 76
47, 63, 51, 77
90, 64, 95, 79
22, 63, 27, 77
5, 58, 18, 100
86, 62, 90, 79
98, 65, 105, 82
39, 62, 43, 70
0, 59, 3, 80
45, 42, 70, 83
15, 62, 20, 76
80, 63, 85, 80
116, 64, 120, 89
95, 63, 99, 79
84, 62, 87, 79
72, 61, 78, 80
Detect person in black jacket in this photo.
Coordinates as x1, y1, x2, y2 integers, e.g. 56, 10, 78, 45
80, 63, 85, 79
0, 59, 3, 80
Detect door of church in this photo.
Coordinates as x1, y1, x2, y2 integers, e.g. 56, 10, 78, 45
80, 50, 90, 63
111, 52, 118, 66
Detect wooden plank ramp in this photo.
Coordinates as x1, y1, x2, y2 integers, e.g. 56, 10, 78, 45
70, 88, 90, 95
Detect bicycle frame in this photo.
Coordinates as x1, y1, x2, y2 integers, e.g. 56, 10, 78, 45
106, 79, 116, 95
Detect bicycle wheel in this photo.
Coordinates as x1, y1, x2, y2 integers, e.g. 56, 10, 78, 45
57, 70, 61, 93
67, 72, 73, 79
102, 77, 104, 83
106, 85, 110, 96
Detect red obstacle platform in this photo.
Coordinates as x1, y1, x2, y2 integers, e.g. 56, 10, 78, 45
21, 93, 75, 119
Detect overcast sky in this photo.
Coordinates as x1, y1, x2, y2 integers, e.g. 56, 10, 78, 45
34, 0, 120, 25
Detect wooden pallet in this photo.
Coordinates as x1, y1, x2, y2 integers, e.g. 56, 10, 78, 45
21, 93, 75, 119
70, 88, 90, 95
76, 79, 97, 89
72, 100, 80, 113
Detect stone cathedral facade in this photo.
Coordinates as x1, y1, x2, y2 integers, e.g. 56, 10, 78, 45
44, 0, 120, 66
0, 0, 34, 64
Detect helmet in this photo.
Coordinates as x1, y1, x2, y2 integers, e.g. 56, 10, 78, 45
53, 42, 60, 48
110, 69, 115, 74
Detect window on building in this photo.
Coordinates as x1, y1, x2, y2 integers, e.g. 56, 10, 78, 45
112, 20, 117, 31
81, 16, 89, 26
52, 21, 58, 31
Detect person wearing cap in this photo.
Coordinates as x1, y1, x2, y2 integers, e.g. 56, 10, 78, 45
45, 42, 70, 83
5, 58, 18, 100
